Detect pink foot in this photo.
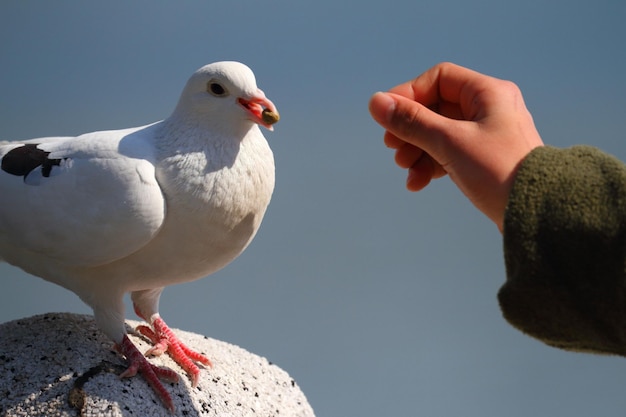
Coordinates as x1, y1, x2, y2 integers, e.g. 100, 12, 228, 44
116, 334, 179, 413
136, 316, 212, 387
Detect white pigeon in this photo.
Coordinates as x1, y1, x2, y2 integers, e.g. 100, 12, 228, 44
0, 61, 279, 412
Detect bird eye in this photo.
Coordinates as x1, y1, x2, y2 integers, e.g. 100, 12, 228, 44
207, 81, 228, 97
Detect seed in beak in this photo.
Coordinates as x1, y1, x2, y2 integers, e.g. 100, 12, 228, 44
262, 108, 280, 126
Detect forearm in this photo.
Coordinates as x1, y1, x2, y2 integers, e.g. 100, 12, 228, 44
499, 145, 626, 355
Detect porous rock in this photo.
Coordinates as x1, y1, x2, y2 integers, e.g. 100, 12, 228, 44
0, 313, 315, 417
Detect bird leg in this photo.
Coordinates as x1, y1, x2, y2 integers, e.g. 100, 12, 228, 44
116, 334, 179, 413
134, 307, 212, 388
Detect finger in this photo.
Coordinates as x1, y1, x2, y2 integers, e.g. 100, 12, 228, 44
437, 101, 465, 121
406, 155, 435, 192
394, 143, 424, 169
388, 62, 489, 109
383, 131, 405, 149
387, 62, 511, 122
406, 152, 449, 192
370, 91, 466, 164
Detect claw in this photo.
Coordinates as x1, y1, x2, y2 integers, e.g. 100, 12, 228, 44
116, 334, 178, 413
136, 317, 212, 387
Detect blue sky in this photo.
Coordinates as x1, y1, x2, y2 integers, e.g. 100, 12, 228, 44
1, 1, 626, 416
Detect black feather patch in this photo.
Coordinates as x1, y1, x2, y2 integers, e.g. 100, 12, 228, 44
1, 144, 64, 180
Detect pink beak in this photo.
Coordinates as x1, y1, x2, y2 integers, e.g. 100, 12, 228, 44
237, 89, 279, 131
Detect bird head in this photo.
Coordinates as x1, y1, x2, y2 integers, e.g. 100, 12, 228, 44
173, 61, 279, 133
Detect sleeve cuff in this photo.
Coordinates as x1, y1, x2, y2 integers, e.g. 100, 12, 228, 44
499, 145, 626, 354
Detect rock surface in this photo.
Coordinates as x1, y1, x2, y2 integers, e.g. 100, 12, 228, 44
0, 313, 315, 417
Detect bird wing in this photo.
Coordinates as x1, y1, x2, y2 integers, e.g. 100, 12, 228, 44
0, 124, 166, 267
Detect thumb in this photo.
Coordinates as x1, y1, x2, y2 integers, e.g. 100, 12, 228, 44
369, 91, 463, 165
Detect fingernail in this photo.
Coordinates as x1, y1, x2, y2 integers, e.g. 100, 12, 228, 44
372, 92, 396, 123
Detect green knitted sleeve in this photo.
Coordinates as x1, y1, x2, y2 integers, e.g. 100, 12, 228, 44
499, 145, 626, 355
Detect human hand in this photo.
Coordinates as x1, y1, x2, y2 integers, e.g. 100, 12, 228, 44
369, 62, 544, 231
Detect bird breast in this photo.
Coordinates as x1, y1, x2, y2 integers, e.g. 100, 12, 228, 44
158, 130, 275, 227
133, 129, 276, 285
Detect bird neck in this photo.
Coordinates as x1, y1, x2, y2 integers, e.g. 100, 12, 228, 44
160, 111, 257, 146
